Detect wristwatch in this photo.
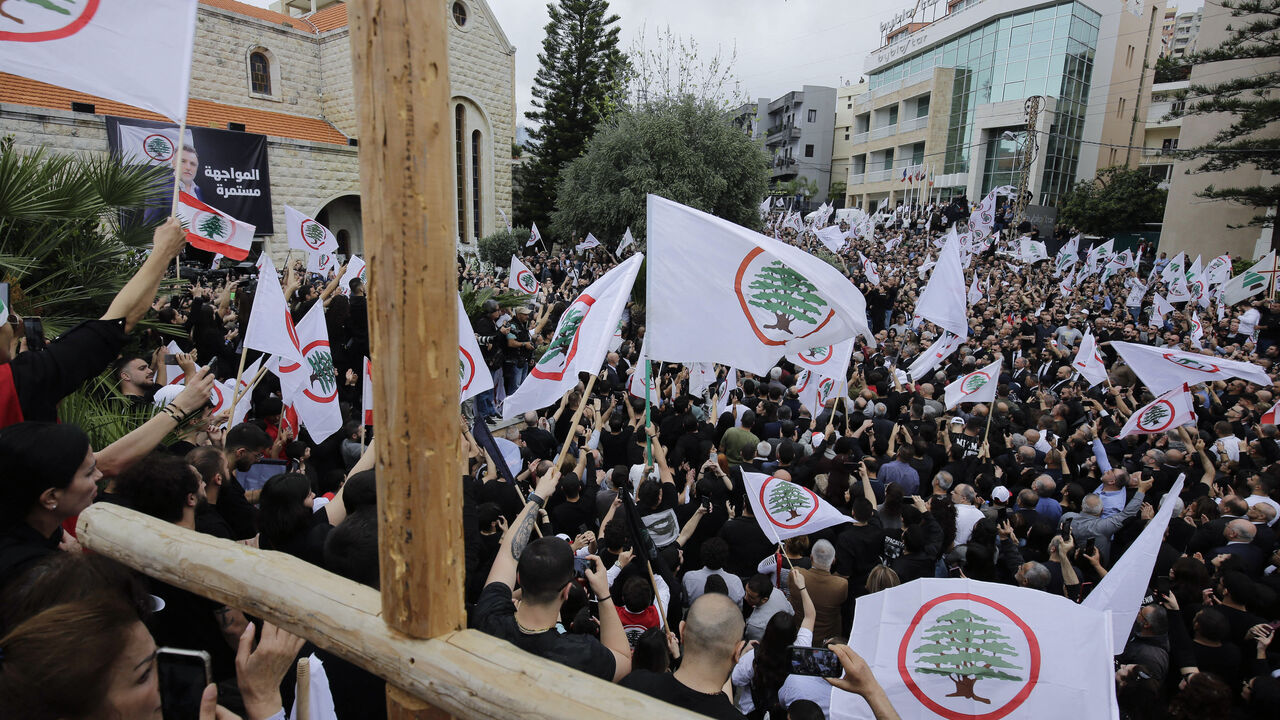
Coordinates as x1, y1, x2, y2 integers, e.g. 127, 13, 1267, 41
527, 492, 546, 508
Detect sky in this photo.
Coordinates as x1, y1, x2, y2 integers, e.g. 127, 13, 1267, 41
244, 0, 1204, 129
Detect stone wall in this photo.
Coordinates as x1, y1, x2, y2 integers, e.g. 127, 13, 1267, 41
194, 7, 325, 118
319, 30, 357, 138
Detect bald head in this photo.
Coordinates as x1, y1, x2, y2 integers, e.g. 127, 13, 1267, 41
1226, 519, 1256, 542
682, 593, 746, 662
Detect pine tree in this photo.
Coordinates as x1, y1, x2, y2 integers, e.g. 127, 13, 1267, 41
146, 137, 172, 159
747, 261, 825, 334
307, 351, 336, 394
515, 0, 628, 235
1166, 0, 1280, 229
1141, 402, 1170, 428
962, 373, 989, 394
541, 307, 585, 361
912, 609, 1023, 705
766, 480, 810, 520
198, 214, 227, 240
1, 0, 70, 24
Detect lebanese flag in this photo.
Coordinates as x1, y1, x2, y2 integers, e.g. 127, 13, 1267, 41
338, 255, 366, 296
508, 255, 540, 294
906, 331, 962, 383
243, 254, 304, 364
858, 252, 881, 286
175, 192, 255, 260
527, 222, 542, 247
272, 303, 343, 442
944, 358, 1000, 409
455, 292, 493, 404
361, 356, 374, 426
501, 255, 642, 419
742, 471, 851, 541
0, 0, 197, 122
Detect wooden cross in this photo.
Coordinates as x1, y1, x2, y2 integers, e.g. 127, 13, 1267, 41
76, 2, 701, 718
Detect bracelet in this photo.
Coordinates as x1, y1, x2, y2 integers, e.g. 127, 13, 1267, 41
527, 492, 545, 508
596, 595, 612, 604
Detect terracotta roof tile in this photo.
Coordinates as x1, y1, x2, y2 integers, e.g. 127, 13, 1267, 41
0, 73, 350, 146
198, 0, 317, 33
309, 2, 349, 32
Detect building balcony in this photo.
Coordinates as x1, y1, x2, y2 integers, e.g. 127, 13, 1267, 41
870, 124, 898, 141
848, 172, 866, 184
899, 115, 929, 132
866, 168, 895, 183
767, 91, 804, 113
765, 125, 802, 145
850, 130, 869, 145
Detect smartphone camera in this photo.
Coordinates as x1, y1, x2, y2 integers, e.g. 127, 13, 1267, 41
787, 646, 843, 678
573, 556, 596, 579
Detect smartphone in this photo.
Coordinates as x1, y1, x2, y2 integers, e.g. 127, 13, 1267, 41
1084, 537, 1096, 556
997, 507, 1008, 522
164, 353, 182, 364
1060, 518, 1072, 538
573, 556, 596, 579
787, 645, 843, 678
22, 317, 45, 350
1155, 576, 1172, 598
158, 647, 211, 720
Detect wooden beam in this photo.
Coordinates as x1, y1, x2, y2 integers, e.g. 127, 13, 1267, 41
347, 0, 464, 640
77, 504, 706, 720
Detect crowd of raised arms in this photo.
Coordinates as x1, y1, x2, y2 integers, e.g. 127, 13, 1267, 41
0, 203, 1278, 720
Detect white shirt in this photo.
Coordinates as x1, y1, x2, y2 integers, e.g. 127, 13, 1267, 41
779, 674, 833, 717
745, 586, 794, 642
682, 567, 744, 605
733, 627, 813, 714
954, 503, 986, 545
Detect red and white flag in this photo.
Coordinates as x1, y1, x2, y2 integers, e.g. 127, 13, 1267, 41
742, 471, 851, 541
1118, 385, 1197, 439
458, 293, 494, 404
272, 303, 342, 442
508, 255, 540, 294
787, 337, 855, 384
944, 358, 1001, 409
176, 191, 254, 260
284, 205, 338, 254
501, 254, 643, 419
1111, 341, 1272, 394
1261, 400, 1280, 425
0, 0, 197, 121
338, 255, 367, 296
1071, 328, 1108, 388
858, 251, 881, 286
243, 254, 304, 364
527, 222, 541, 247
361, 356, 374, 426
832, 579, 1117, 720
906, 332, 962, 383
627, 341, 662, 406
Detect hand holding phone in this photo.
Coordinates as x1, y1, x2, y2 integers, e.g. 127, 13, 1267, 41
788, 645, 844, 678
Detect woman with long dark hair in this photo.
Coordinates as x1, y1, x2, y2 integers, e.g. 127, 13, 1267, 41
257, 472, 328, 565
731, 573, 815, 718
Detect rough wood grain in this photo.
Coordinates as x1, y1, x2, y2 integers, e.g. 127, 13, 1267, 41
347, 0, 465, 641
77, 505, 707, 720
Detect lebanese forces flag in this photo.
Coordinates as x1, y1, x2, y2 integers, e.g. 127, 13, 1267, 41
1261, 400, 1280, 425
628, 340, 662, 406
272, 303, 343, 442
339, 255, 367, 296
831, 578, 1117, 720
361, 357, 373, 426
1118, 385, 1197, 439
501, 254, 643, 419
284, 205, 338, 254
944, 358, 1001, 410
508, 256, 540, 295
457, 294, 494, 403
906, 332, 963, 383
1110, 341, 1272, 394
0, 0, 197, 122
1071, 329, 1108, 387
646, 195, 873, 375
244, 254, 304, 364
176, 192, 255, 260
742, 472, 851, 541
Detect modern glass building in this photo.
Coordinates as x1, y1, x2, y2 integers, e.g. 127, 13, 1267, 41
842, 0, 1161, 216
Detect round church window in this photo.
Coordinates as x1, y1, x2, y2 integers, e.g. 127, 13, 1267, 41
452, 2, 468, 27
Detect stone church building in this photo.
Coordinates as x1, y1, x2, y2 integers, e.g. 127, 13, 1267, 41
0, 0, 515, 257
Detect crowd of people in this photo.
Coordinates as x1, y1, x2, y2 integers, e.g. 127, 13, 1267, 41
0, 196, 1278, 719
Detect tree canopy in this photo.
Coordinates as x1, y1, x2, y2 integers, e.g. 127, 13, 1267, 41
1166, 0, 1280, 228
514, 0, 628, 236
1056, 166, 1166, 237
550, 96, 769, 244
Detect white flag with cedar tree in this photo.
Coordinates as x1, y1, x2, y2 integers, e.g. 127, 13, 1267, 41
742, 471, 851, 541
508, 256, 540, 295
944, 358, 1001, 409
1118, 385, 1197, 439
284, 205, 338, 254
457, 293, 494, 403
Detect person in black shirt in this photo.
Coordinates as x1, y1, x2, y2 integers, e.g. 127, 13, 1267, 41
217, 423, 273, 541
621, 592, 749, 719
0, 218, 187, 427
473, 465, 630, 682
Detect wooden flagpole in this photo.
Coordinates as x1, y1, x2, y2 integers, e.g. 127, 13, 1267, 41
552, 374, 599, 471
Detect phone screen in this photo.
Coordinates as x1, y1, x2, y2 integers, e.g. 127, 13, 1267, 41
158, 647, 211, 720
787, 646, 843, 678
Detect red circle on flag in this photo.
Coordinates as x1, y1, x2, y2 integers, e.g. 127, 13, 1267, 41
1161, 353, 1219, 373
209, 384, 225, 414
460, 346, 477, 390
1136, 399, 1177, 433
797, 345, 834, 367
960, 370, 992, 396
757, 476, 820, 530
733, 247, 836, 347
530, 294, 596, 382
142, 134, 175, 162
516, 270, 537, 294
896, 593, 1041, 720
0, 0, 99, 41
299, 219, 326, 250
